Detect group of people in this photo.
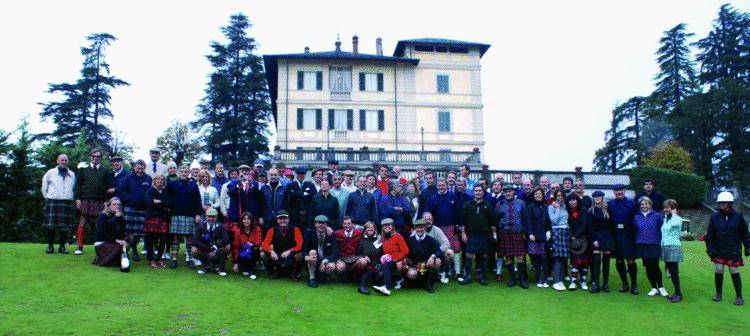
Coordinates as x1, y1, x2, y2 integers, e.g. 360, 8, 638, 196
40, 148, 750, 304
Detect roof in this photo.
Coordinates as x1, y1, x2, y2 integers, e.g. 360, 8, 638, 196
263, 51, 419, 127
393, 38, 491, 57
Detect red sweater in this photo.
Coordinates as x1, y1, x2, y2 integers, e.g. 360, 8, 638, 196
335, 229, 363, 257
232, 225, 262, 262
376, 177, 389, 195
383, 233, 409, 261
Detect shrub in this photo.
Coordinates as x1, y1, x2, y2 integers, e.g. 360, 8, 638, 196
643, 141, 694, 173
630, 166, 709, 208
680, 231, 696, 241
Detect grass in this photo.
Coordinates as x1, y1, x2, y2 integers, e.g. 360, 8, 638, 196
0, 242, 747, 335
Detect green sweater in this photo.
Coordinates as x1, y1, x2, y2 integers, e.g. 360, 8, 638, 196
461, 200, 496, 233
74, 165, 113, 200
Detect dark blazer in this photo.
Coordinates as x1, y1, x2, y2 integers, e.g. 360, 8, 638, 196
192, 222, 230, 251
302, 229, 340, 262
285, 179, 318, 227
406, 234, 443, 263
525, 200, 551, 240
309, 192, 340, 228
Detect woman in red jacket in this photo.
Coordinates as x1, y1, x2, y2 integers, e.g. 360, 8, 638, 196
372, 218, 409, 296
232, 212, 263, 279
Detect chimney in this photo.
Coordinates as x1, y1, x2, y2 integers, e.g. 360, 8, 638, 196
304, 46, 310, 53
335, 34, 341, 52
375, 37, 383, 56
352, 35, 359, 54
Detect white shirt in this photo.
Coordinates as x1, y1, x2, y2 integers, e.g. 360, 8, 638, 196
220, 181, 232, 216
145, 161, 168, 179
41, 167, 76, 200
198, 184, 220, 209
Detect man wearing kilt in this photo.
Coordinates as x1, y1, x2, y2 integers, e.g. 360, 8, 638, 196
608, 184, 639, 295
119, 160, 152, 261
460, 185, 496, 286
41, 154, 76, 254
166, 165, 202, 269
496, 185, 528, 289
427, 178, 463, 280
405, 219, 443, 293
73, 149, 112, 255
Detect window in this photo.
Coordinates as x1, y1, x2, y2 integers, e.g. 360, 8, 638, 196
334, 110, 347, 130
449, 46, 469, 53
359, 73, 384, 92
303, 109, 316, 130
329, 66, 352, 94
415, 45, 434, 52
438, 111, 451, 132
437, 74, 449, 93
297, 71, 322, 90
435, 46, 448, 53
359, 110, 385, 131
365, 110, 378, 131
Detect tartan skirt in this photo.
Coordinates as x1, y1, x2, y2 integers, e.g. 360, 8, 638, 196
499, 231, 526, 257
79, 199, 105, 217
143, 217, 168, 234
43, 199, 75, 230
92, 242, 123, 266
465, 233, 492, 254
527, 241, 547, 255
551, 227, 571, 258
438, 225, 461, 252
170, 215, 195, 235
711, 256, 744, 267
124, 207, 147, 235
661, 245, 684, 263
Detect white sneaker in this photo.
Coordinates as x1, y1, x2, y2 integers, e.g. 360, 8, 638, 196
440, 274, 449, 284
197, 269, 206, 275
581, 281, 589, 291
543, 283, 550, 288
218, 271, 227, 277
394, 279, 403, 290
242, 272, 250, 276
193, 259, 202, 266
658, 287, 668, 297
536, 282, 545, 288
249, 274, 257, 280
162, 252, 171, 260
456, 276, 464, 283
74, 249, 83, 255
568, 282, 577, 290
553, 282, 566, 291
373, 285, 391, 296
647, 288, 659, 296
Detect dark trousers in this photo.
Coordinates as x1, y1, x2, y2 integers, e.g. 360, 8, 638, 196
47, 229, 68, 247
193, 248, 227, 271
238, 248, 259, 273
381, 261, 398, 289
643, 257, 663, 288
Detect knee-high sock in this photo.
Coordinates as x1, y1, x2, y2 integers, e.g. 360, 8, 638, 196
172, 243, 180, 260
307, 263, 316, 280
715, 273, 724, 295
47, 229, 55, 248
731, 273, 742, 298
145, 235, 155, 261
602, 255, 611, 285
666, 262, 681, 295
627, 262, 638, 287
453, 253, 462, 276
360, 270, 372, 287
76, 221, 85, 249
616, 261, 628, 286
464, 255, 474, 278
58, 231, 68, 247
591, 254, 601, 285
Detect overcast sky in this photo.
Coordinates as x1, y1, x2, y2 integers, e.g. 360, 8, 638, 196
2, 0, 747, 171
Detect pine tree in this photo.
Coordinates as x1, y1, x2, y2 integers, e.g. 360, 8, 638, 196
39, 33, 128, 150
593, 97, 651, 171
192, 13, 272, 166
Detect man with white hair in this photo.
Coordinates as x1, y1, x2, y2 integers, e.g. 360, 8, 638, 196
145, 147, 167, 179
42, 154, 76, 254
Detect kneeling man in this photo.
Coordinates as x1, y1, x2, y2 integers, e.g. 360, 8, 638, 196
261, 210, 304, 279
191, 208, 231, 276
405, 219, 443, 293
303, 215, 339, 287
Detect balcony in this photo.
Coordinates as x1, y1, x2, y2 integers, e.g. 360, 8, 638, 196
273, 146, 481, 168
329, 90, 351, 101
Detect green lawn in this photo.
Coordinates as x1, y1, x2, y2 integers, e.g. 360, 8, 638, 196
0, 242, 746, 335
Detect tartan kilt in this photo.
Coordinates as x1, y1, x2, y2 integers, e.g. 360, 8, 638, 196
124, 207, 147, 235
338, 255, 362, 264
711, 256, 743, 267
79, 199, 105, 217
499, 231, 526, 257
143, 217, 168, 234
551, 227, 571, 258
170, 215, 195, 235
527, 241, 547, 255
661, 245, 684, 263
43, 199, 75, 230
465, 233, 491, 254
438, 225, 461, 252
92, 242, 123, 266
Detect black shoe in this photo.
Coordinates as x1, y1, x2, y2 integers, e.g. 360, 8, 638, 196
187, 260, 196, 270
630, 286, 639, 295
358, 286, 370, 295
479, 275, 488, 286
602, 284, 611, 293
169, 259, 178, 269
619, 284, 629, 293
735, 297, 744, 306
519, 275, 529, 289
669, 294, 683, 303
712, 294, 722, 302
58, 246, 69, 254
426, 284, 435, 293
589, 283, 600, 293
308, 279, 319, 288
46, 246, 54, 254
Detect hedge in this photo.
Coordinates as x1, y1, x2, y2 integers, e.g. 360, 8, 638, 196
630, 165, 709, 208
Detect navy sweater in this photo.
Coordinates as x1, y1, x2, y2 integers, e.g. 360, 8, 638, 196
119, 173, 152, 210
167, 179, 202, 217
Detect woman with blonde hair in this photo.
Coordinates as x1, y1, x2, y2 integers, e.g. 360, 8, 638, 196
93, 197, 131, 269
588, 191, 613, 293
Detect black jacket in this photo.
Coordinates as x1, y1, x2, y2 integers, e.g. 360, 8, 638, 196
309, 192, 340, 229
706, 210, 750, 258
145, 187, 170, 220
303, 229, 339, 262
95, 213, 126, 243
285, 179, 318, 226
568, 206, 591, 239
356, 235, 383, 264
192, 222, 230, 251
406, 234, 443, 263
461, 200, 496, 233
525, 200, 550, 240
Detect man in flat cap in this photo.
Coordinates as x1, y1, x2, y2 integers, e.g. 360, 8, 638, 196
285, 166, 317, 230
261, 210, 304, 279
145, 147, 167, 179
303, 215, 339, 287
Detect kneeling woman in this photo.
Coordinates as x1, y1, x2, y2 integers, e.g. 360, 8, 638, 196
232, 212, 263, 279
92, 197, 131, 270
706, 191, 750, 305
372, 219, 409, 296
355, 221, 383, 295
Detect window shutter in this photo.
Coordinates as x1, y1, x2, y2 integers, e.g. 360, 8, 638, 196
378, 110, 385, 131
315, 109, 322, 130
359, 110, 366, 130
316, 71, 323, 90
296, 108, 303, 129
297, 71, 304, 90
328, 109, 335, 129
359, 73, 366, 91
377, 73, 384, 91
347, 109, 353, 130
